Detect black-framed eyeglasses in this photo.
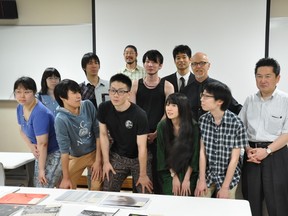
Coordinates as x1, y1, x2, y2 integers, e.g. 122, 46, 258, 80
191, 61, 208, 67
108, 89, 129, 96
200, 93, 214, 99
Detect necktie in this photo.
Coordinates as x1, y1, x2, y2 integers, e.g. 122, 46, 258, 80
179, 77, 185, 92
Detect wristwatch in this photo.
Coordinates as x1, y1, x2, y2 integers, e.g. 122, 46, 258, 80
170, 172, 176, 178
266, 147, 272, 155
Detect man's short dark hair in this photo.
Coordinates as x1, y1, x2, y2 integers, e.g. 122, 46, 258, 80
142, 50, 163, 64
109, 74, 132, 91
204, 82, 232, 111
172, 45, 192, 59
54, 79, 81, 107
255, 57, 280, 76
81, 52, 100, 74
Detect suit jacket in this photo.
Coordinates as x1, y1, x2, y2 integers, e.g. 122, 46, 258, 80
163, 72, 195, 93
182, 76, 243, 121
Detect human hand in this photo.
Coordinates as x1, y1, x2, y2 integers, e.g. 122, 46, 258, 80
91, 161, 103, 181
136, 175, 153, 193
59, 178, 73, 189
147, 132, 157, 144
194, 179, 207, 197
172, 175, 181, 196
217, 187, 229, 199
181, 179, 191, 196
246, 148, 261, 164
253, 148, 269, 161
102, 162, 116, 181
38, 169, 48, 186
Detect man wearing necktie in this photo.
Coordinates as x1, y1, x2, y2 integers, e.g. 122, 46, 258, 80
163, 45, 195, 93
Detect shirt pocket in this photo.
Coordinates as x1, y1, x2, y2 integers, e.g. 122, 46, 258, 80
220, 135, 234, 163
265, 113, 284, 135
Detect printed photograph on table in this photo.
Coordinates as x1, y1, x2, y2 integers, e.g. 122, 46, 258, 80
0, 204, 24, 216
101, 195, 149, 208
77, 208, 119, 216
21, 204, 61, 216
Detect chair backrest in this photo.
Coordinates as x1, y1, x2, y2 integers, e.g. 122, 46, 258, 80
0, 162, 5, 186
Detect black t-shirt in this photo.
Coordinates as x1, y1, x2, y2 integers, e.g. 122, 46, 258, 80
97, 101, 149, 158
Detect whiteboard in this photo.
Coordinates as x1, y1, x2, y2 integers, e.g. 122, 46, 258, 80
269, 17, 288, 94
0, 24, 92, 99
95, 0, 267, 104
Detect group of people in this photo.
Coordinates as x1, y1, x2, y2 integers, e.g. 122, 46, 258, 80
13, 44, 288, 216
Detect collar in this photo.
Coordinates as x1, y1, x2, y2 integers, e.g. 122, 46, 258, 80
83, 77, 107, 87
256, 88, 278, 101
206, 110, 230, 125
176, 71, 191, 81
123, 64, 141, 72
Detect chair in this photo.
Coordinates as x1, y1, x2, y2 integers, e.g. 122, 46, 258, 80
0, 162, 5, 186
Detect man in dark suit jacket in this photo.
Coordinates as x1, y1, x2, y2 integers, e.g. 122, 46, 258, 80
182, 52, 242, 121
163, 45, 195, 92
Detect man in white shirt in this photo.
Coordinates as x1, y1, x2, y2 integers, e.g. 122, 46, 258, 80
239, 57, 288, 216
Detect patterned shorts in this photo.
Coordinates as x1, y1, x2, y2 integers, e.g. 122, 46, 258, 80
34, 150, 62, 188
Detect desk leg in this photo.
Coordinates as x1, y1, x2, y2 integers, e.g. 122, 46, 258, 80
26, 161, 35, 187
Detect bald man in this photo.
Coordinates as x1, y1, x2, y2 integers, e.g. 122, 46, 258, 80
182, 52, 242, 120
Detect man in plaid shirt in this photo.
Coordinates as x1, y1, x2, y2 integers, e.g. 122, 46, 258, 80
194, 82, 248, 199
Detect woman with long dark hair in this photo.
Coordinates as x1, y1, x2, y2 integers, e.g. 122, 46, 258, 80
37, 67, 61, 116
157, 93, 199, 196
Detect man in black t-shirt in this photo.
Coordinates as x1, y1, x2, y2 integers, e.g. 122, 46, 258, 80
97, 73, 153, 193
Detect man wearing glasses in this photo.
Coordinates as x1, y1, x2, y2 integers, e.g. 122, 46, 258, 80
182, 52, 242, 121
97, 73, 153, 193
194, 82, 248, 199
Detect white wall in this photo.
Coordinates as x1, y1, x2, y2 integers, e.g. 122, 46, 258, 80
0, 0, 91, 152
0, 24, 92, 99
269, 17, 288, 92
95, 0, 266, 105
0, 0, 287, 152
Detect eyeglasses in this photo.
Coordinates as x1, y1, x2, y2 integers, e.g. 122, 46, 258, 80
200, 93, 214, 99
108, 89, 129, 96
14, 90, 34, 96
191, 62, 208, 67
47, 77, 60, 81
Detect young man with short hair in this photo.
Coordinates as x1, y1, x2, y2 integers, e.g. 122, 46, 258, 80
79, 52, 109, 109
130, 50, 174, 194
163, 44, 195, 92
97, 73, 153, 193
54, 79, 102, 190
195, 82, 248, 199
